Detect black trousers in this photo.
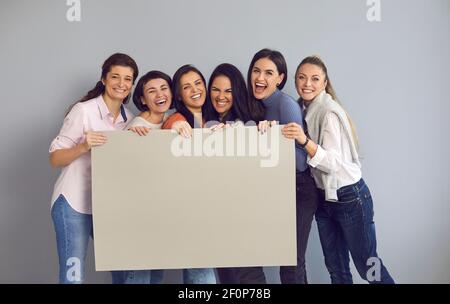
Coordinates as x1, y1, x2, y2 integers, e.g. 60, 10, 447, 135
217, 266, 266, 284
280, 169, 319, 284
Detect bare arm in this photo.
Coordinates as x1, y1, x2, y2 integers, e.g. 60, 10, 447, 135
49, 143, 89, 168
49, 131, 107, 168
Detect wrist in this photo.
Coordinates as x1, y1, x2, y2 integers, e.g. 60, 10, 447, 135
298, 136, 309, 148
80, 142, 90, 153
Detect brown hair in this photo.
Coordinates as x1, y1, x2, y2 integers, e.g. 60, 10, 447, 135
66, 53, 138, 116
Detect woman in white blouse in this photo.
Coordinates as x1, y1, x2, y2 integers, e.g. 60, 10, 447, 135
282, 55, 394, 284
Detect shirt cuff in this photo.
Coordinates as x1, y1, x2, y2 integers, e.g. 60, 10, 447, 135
307, 145, 326, 168
49, 135, 77, 153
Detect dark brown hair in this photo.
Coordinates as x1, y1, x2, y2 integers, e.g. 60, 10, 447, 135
66, 53, 138, 115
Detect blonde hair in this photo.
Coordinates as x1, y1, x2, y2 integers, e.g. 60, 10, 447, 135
296, 55, 359, 148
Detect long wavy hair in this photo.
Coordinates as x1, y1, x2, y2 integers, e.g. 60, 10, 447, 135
206, 63, 251, 124
296, 55, 359, 147
172, 64, 213, 128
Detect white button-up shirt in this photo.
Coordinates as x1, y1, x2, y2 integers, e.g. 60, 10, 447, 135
308, 112, 362, 191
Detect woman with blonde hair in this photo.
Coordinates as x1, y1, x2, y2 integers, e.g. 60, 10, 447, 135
281, 55, 394, 284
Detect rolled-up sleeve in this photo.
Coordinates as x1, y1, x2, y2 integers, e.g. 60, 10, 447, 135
49, 104, 85, 153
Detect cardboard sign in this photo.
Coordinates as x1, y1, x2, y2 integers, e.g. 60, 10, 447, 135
92, 126, 296, 271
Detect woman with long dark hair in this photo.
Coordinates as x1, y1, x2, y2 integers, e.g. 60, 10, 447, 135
49, 53, 138, 284
162, 64, 216, 284
162, 64, 213, 138
247, 49, 318, 284
207, 63, 266, 284
206, 63, 251, 124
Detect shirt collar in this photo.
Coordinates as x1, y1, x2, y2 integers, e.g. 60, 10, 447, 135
96, 95, 128, 123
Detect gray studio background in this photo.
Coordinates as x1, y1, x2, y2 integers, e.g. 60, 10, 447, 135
0, 0, 449, 283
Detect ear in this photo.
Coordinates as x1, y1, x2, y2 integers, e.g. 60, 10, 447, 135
278, 73, 285, 85
324, 79, 328, 88
140, 96, 146, 105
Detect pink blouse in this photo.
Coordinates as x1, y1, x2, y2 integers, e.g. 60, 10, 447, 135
49, 95, 134, 214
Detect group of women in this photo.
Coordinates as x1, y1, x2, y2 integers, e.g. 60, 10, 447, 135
49, 49, 395, 284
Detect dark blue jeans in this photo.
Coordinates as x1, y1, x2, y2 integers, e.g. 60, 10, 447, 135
315, 179, 394, 284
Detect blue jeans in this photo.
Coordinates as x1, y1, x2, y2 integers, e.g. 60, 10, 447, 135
52, 195, 157, 284
111, 270, 164, 284
183, 268, 216, 284
52, 195, 216, 284
51, 194, 94, 284
315, 179, 395, 284
112, 268, 216, 284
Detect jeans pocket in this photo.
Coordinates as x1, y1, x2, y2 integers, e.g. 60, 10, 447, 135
360, 187, 375, 221
337, 190, 360, 204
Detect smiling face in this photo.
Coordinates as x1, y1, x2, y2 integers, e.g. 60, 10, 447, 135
210, 75, 233, 119
179, 71, 206, 113
141, 78, 172, 115
102, 65, 134, 102
295, 63, 327, 102
251, 57, 284, 100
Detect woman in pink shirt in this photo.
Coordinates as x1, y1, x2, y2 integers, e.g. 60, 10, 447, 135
49, 53, 139, 284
